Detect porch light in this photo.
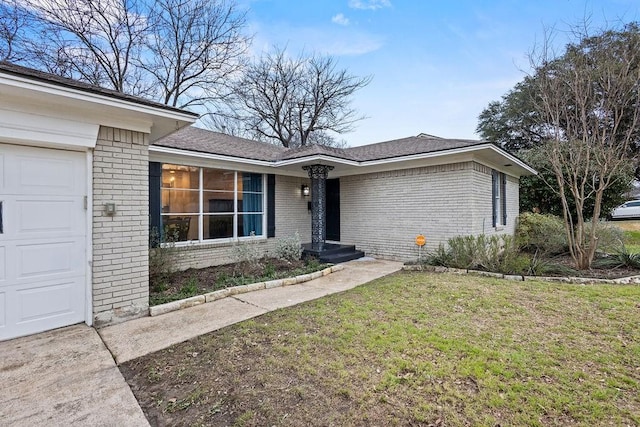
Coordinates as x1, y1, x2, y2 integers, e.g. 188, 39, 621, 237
301, 184, 310, 197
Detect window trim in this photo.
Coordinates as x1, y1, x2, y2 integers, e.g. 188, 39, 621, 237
492, 170, 507, 228
160, 164, 266, 245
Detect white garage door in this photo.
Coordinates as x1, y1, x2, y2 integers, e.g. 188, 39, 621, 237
0, 143, 87, 340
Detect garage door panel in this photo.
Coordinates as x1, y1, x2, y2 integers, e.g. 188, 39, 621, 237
15, 199, 83, 236
17, 156, 76, 194
17, 240, 83, 278
2, 144, 85, 196
16, 279, 83, 322
0, 143, 87, 340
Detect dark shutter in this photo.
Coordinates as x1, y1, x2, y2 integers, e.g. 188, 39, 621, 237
267, 174, 276, 238
491, 170, 497, 227
149, 162, 162, 246
501, 173, 507, 226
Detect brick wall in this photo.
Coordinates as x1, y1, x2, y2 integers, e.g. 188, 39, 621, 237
92, 127, 150, 325
469, 163, 519, 236
170, 174, 312, 270
341, 163, 477, 261
340, 162, 521, 261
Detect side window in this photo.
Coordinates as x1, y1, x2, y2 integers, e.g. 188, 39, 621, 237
492, 170, 507, 227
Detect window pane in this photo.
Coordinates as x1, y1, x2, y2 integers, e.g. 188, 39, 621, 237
238, 192, 263, 213
203, 168, 235, 191
162, 215, 198, 242
238, 214, 263, 236
205, 214, 234, 239
162, 164, 199, 189
204, 191, 234, 213
161, 189, 199, 213
238, 172, 262, 193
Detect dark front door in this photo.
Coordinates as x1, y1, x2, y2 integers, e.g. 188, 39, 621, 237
325, 178, 340, 241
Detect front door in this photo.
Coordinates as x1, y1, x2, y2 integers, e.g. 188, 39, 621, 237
325, 178, 340, 241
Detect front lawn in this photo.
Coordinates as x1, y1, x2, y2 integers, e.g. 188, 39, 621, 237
121, 272, 640, 426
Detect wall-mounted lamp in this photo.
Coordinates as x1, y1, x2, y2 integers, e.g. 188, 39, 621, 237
301, 184, 310, 197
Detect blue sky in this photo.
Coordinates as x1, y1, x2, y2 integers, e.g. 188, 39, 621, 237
241, 0, 639, 146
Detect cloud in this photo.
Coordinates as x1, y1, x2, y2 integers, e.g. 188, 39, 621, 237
331, 13, 350, 26
348, 0, 391, 11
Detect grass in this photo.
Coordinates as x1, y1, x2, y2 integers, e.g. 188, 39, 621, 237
121, 272, 640, 426
602, 220, 640, 253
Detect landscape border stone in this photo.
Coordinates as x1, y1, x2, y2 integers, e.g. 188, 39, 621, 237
402, 264, 640, 285
149, 264, 344, 317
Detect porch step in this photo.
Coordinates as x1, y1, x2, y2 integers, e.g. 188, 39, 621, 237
302, 243, 365, 264
319, 250, 365, 264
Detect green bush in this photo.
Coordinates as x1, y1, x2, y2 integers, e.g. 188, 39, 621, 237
515, 213, 567, 255
584, 221, 624, 254
427, 234, 529, 274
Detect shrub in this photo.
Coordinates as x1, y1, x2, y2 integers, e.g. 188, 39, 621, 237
425, 244, 452, 266
446, 235, 480, 269
149, 227, 178, 292
515, 213, 567, 255
275, 231, 303, 262
232, 232, 262, 275
584, 221, 624, 254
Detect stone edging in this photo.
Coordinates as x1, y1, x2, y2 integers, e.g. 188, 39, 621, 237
150, 265, 345, 317
402, 264, 640, 285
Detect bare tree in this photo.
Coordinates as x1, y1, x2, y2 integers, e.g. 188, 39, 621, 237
23, 0, 149, 94
227, 48, 372, 147
529, 24, 640, 269
0, 0, 33, 62
143, 0, 250, 109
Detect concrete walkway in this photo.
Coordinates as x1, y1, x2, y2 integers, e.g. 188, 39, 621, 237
100, 258, 402, 364
0, 258, 401, 426
0, 324, 148, 427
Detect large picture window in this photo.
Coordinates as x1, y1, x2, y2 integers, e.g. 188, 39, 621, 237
161, 164, 264, 242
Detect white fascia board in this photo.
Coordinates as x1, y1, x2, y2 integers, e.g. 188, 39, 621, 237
486, 144, 538, 175
0, 73, 197, 132
357, 144, 536, 176
274, 155, 360, 167
149, 145, 278, 175
0, 107, 99, 149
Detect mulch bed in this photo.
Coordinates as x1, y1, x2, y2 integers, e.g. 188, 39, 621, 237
150, 258, 326, 306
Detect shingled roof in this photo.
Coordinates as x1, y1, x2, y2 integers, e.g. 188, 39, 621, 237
0, 61, 198, 117
154, 126, 286, 161
343, 134, 484, 161
153, 127, 486, 163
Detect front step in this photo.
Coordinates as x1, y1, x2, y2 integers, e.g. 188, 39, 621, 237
302, 243, 365, 264
319, 250, 365, 264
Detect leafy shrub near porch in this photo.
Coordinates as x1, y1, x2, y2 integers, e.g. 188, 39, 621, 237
274, 231, 303, 262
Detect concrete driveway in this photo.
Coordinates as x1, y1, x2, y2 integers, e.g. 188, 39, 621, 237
0, 324, 148, 427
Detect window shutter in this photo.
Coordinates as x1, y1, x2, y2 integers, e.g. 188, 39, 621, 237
501, 173, 507, 226
267, 174, 276, 237
149, 162, 162, 246
491, 171, 497, 227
